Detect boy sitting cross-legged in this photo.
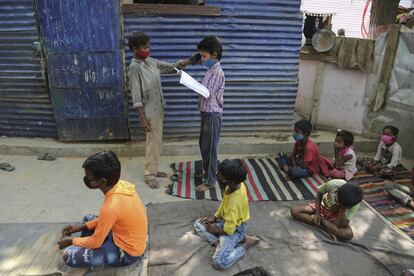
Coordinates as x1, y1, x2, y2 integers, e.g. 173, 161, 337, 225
193, 159, 259, 270
58, 151, 147, 268
291, 179, 363, 241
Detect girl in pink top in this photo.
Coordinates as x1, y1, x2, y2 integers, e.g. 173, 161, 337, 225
330, 130, 357, 181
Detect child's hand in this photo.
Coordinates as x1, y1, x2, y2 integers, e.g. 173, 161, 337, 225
176, 60, 189, 70
189, 53, 201, 65
313, 213, 322, 226
140, 118, 152, 133
199, 217, 215, 224
57, 237, 73, 250
61, 224, 76, 238
206, 223, 222, 234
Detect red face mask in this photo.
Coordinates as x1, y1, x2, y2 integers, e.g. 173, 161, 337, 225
137, 49, 150, 59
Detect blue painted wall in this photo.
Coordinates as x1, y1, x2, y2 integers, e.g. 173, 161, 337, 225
124, 0, 302, 138
0, 0, 57, 138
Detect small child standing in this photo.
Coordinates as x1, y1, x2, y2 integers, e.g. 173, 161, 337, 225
276, 119, 320, 179
193, 159, 258, 270
365, 125, 402, 177
291, 179, 364, 241
330, 130, 357, 180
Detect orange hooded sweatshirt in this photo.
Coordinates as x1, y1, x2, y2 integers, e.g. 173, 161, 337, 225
72, 180, 147, 256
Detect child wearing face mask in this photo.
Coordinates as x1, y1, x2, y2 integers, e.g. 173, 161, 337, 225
276, 120, 321, 179
127, 32, 187, 189
366, 125, 402, 177
181, 35, 225, 192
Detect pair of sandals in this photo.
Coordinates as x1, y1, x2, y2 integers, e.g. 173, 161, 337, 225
145, 172, 169, 189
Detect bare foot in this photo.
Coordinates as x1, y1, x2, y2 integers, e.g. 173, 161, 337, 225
145, 179, 160, 189
195, 183, 211, 192
244, 235, 260, 249
156, 171, 169, 178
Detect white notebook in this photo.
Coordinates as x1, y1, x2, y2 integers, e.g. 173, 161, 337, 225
178, 70, 210, 98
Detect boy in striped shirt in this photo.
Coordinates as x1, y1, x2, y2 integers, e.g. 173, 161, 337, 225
189, 35, 225, 192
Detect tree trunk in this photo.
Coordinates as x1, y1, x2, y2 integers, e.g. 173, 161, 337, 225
369, 0, 400, 38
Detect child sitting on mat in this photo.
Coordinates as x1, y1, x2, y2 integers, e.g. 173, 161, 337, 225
362, 125, 402, 178
193, 159, 259, 270
291, 179, 363, 241
384, 166, 414, 210
276, 119, 320, 179
58, 151, 147, 268
329, 130, 357, 180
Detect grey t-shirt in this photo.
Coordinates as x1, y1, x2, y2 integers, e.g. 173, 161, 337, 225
128, 57, 176, 118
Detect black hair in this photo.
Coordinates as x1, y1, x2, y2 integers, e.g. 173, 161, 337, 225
336, 130, 354, 147
383, 125, 399, 136
337, 183, 363, 208
82, 151, 121, 187
218, 159, 247, 184
294, 119, 312, 136
197, 35, 222, 60
127, 31, 150, 51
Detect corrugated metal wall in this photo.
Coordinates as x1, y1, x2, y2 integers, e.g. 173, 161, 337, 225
124, 0, 302, 139
0, 0, 57, 138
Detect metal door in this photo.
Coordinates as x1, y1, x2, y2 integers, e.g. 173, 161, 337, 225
36, 0, 129, 140
0, 0, 57, 138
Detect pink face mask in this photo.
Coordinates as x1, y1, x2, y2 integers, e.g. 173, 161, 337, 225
381, 134, 396, 145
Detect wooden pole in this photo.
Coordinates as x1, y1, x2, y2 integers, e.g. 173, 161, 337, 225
373, 24, 400, 112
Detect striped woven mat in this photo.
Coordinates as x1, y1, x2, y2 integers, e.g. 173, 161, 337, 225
166, 158, 327, 201
352, 166, 414, 240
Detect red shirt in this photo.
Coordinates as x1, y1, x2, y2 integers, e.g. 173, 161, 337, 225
292, 138, 320, 175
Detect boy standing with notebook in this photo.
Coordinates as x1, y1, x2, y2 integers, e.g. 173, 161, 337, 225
184, 35, 225, 192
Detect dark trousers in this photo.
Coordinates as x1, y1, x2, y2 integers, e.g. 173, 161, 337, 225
276, 152, 311, 179
199, 112, 222, 187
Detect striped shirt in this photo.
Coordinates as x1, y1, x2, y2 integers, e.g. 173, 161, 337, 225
198, 62, 225, 113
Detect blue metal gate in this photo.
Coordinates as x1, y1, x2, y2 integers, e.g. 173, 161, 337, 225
36, 0, 129, 141
0, 0, 57, 138
123, 0, 302, 139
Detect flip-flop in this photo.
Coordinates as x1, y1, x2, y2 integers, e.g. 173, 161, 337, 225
0, 162, 15, 172
37, 153, 56, 161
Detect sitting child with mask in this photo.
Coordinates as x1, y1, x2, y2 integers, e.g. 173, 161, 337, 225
360, 125, 402, 178
276, 120, 321, 179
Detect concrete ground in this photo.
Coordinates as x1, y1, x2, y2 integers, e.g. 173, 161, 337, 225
0, 153, 255, 223
0, 152, 413, 224
0, 131, 412, 224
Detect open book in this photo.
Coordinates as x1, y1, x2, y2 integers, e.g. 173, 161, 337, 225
177, 70, 210, 98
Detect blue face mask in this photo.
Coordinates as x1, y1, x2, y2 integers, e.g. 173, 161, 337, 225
202, 58, 216, 69
292, 132, 305, 142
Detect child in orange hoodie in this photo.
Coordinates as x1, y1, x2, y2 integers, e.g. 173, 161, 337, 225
58, 151, 147, 267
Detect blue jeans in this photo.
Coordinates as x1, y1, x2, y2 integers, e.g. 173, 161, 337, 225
63, 215, 142, 267
199, 112, 222, 187
276, 152, 310, 179
194, 219, 246, 270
